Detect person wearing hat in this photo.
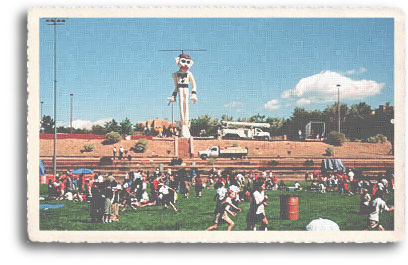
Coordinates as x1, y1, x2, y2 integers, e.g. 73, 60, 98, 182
168, 53, 197, 138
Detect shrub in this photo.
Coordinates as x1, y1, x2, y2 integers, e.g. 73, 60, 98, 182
134, 138, 149, 153
208, 158, 216, 165
367, 134, 388, 143
325, 147, 335, 156
325, 131, 346, 146
268, 160, 280, 166
105, 131, 121, 144
303, 159, 315, 166
99, 156, 113, 165
84, 143, 95, 152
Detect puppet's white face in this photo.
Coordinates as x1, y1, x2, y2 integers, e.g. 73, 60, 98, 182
176, 57, 194, 71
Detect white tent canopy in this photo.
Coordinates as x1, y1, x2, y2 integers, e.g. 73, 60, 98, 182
306, 218, 340, 231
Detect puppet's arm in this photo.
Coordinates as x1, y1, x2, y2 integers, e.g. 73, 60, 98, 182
189, 73, 197, 103
170, 73, 178, 102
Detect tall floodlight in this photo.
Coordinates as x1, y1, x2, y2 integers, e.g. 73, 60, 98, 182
70, 93, 73, 134
337, 84, 341, 133
40, 101, 44, 131
46, 18, 66, 176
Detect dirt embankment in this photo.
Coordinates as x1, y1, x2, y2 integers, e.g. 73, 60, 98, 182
193, 140, 392, 158
40, 137, 393, 159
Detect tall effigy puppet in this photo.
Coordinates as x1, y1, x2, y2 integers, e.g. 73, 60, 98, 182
169, 53, 197, 138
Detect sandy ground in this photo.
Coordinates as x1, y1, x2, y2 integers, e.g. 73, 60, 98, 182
40, 137, 393, 159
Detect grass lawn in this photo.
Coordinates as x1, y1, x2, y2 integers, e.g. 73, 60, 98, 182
39, 183, 394, 231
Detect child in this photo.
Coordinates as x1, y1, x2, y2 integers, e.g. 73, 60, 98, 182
159, 182, 178, 212
360, 189, 371, 214
206, 190, 242, 231
246, 182, 269, 231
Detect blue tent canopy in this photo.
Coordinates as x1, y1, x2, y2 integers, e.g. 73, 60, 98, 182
321, 159, 346, 173
71, 168, 94, 174
39, 160, 45, 176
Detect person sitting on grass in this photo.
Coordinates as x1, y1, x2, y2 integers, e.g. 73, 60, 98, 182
73, 191, 84, 202
47, 179, 57, 200
206, 190, 242, 231
278, 180, 286, 191
308, 181, 318, 192
137, 190, 157, 207
120, 184, 137, 212
294, 181, 302, 191
318, 181, 326, 193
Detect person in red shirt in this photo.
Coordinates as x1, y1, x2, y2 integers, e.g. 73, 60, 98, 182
152, 177, 159, 191
343, 181, 353, 196
58, 179, 65, 200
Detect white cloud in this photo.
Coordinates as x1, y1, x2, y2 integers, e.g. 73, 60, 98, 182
72, 118, 113, 130
281, 71, 384, 105
223, 101, 244, 108
56, 118, 116, 130
264, 99, 280, 110
342, 67, 367, 75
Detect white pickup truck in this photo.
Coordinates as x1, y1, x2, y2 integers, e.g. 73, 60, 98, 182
198, 146, 248, 159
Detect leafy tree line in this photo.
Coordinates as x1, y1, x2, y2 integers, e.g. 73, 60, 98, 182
40, 116, 137, 135
190, 102, 393, 141
40, 101, 393, 142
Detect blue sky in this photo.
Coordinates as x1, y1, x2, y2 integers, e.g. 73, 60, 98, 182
39, 17, 394, 128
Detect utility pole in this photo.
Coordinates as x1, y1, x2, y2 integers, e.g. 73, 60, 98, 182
46, 18, 66, 176
337, 84, 341, 133
70, 93, 73, 134
40, 101, 43, 132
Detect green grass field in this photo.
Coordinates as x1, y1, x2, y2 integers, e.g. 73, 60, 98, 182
39, 183, 394, 231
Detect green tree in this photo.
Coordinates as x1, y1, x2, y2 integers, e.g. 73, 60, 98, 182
348, 102, 372, 120
249, 113, 266, 123
190, 114, 220, 137
104, 119, 121, 133
91, 125, 107, 135
57, 126, 70, 133
41, 115, 55, 134
221, 114, 233, 121
323, 103, 348, 134
120, 118, 133, 135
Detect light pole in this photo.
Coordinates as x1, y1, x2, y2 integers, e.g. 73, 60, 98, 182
40, 101, 43, 131
337, 84, 341, 133
70, 93, 73, 134
46, 18, 66, 176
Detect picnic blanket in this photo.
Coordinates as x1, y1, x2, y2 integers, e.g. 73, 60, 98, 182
40, 204, 65, 210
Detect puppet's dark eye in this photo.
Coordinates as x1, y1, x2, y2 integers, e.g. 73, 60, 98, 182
181, 59, 186, 63
186, 61, 190, 64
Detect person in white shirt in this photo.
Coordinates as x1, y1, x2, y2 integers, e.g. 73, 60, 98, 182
206, 190, 241, 231
348, 169, 354, 182
365, 193, 394, 231
159, 183, 177, 212
246, 181, 269, 231
294, 181, 302, 191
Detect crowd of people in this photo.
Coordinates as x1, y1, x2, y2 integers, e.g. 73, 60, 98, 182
44, 167, 394, 230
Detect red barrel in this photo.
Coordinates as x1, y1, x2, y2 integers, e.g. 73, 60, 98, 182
280, 195, 299, 220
